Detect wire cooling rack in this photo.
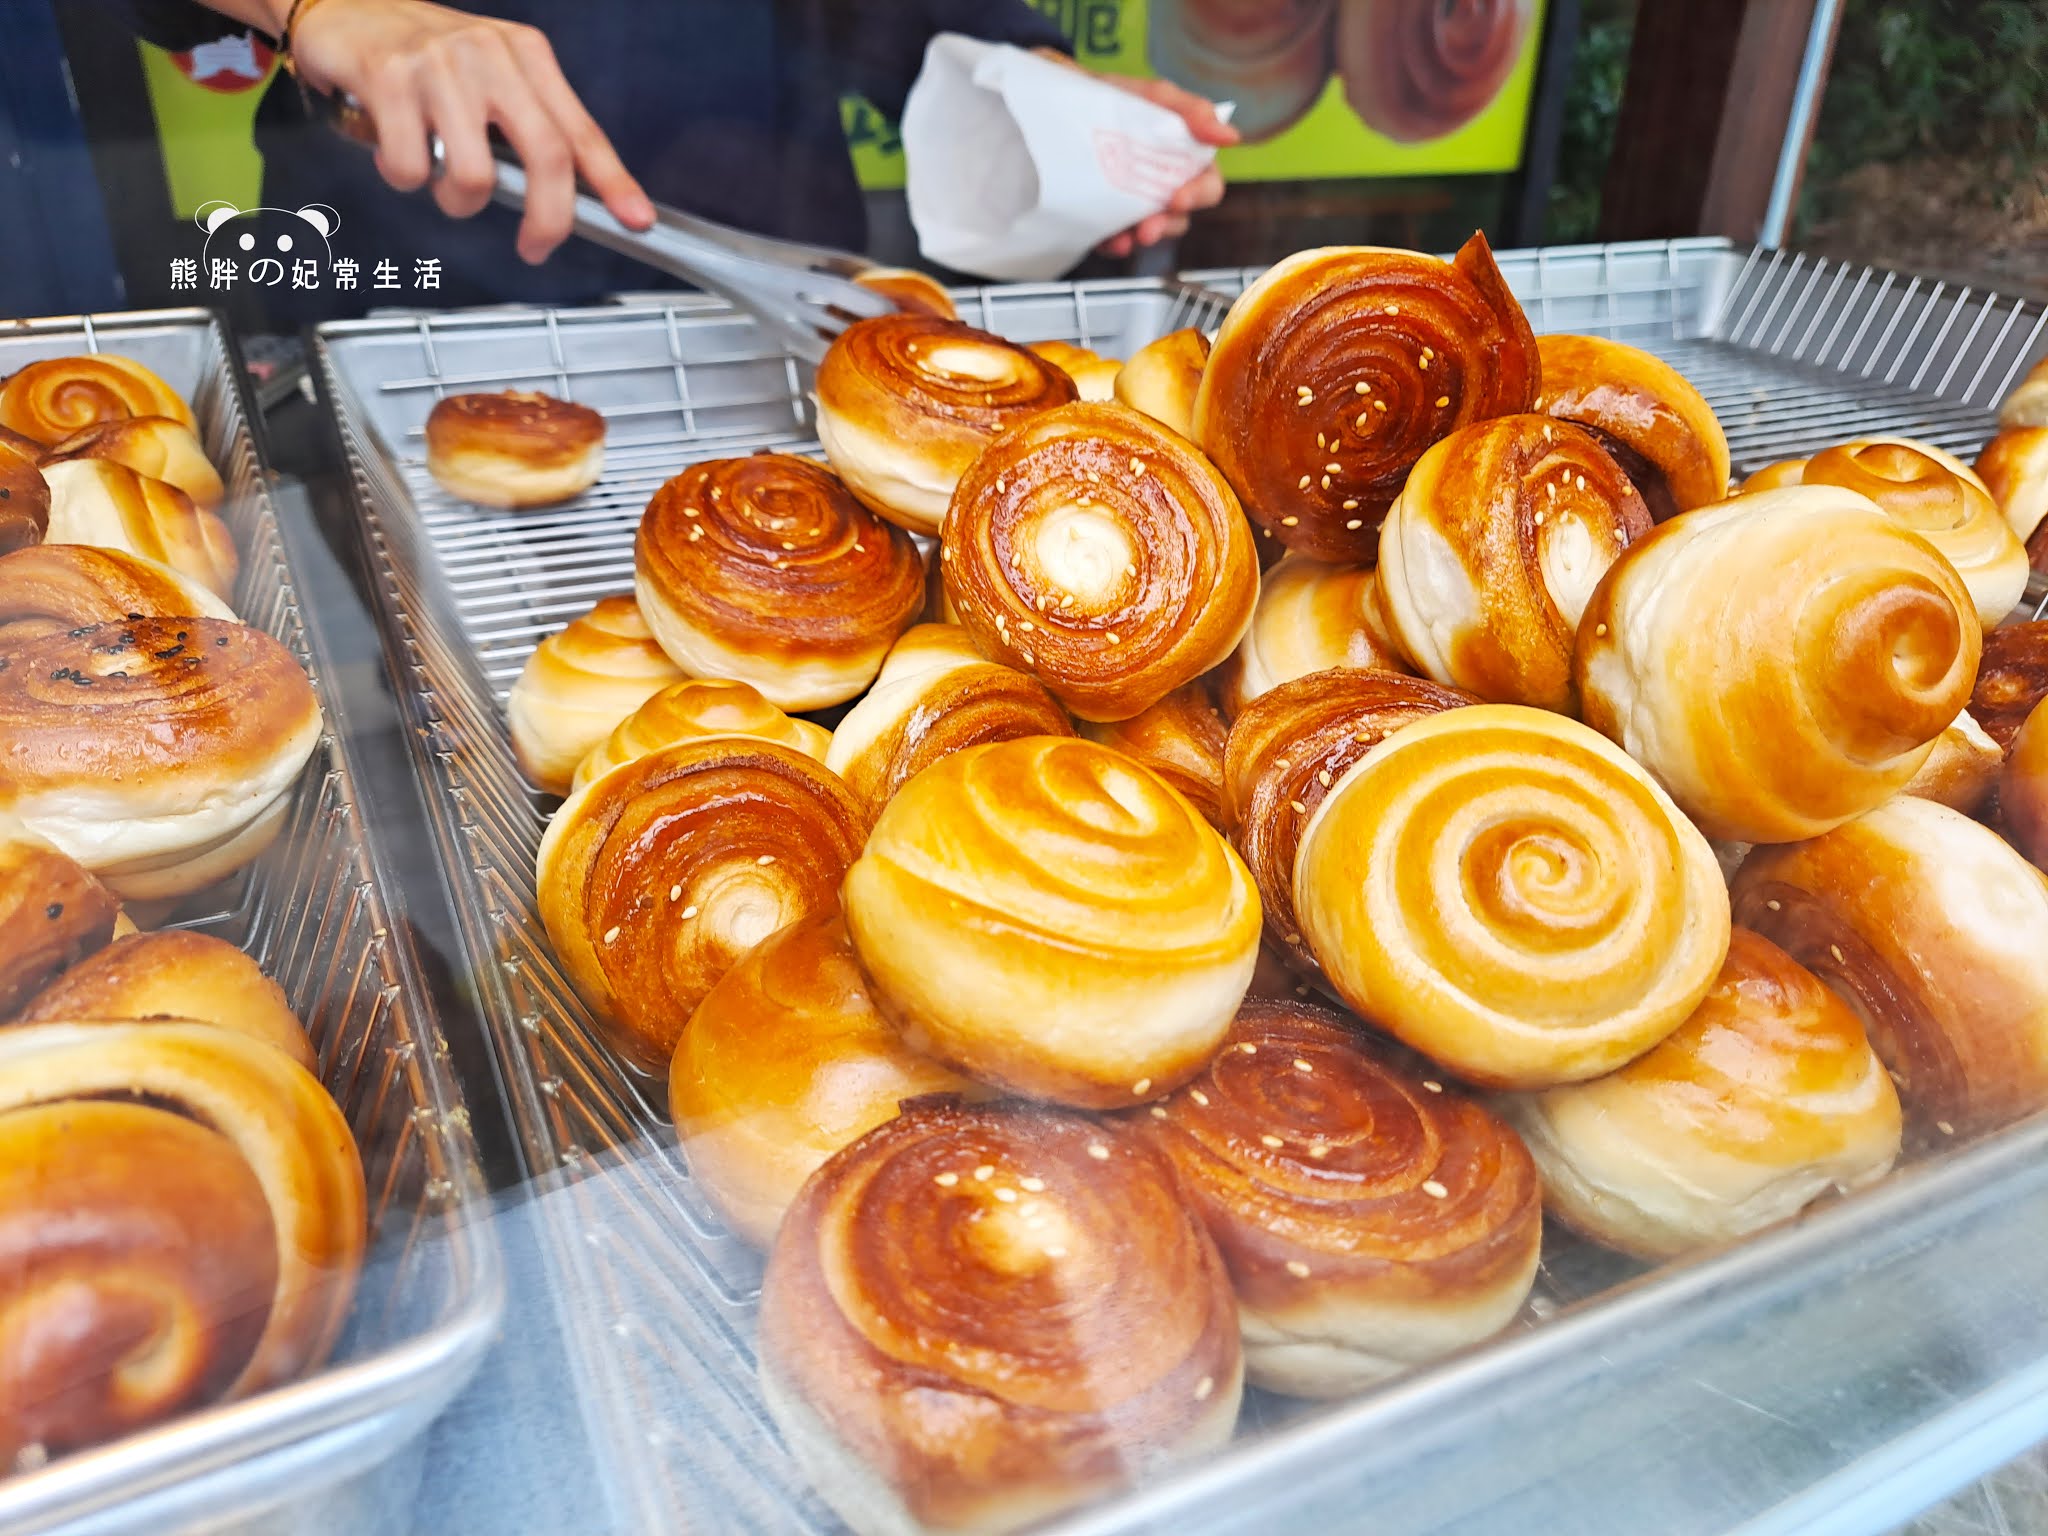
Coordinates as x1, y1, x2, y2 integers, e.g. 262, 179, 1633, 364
316, 245, 2048, 1536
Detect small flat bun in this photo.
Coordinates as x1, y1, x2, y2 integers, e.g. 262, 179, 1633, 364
424, 390, 605, 508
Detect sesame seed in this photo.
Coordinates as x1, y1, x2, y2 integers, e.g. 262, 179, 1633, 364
1282, 515, 1300, 527
1294, 1058, 1313, 1072
1938, 1121, 1955, 1135
1124, 563, 1138, 577
689, 527, 704, 542
781, 541, 796, 551
1423, 347, 1436, 360
1107, 631, 1120, 644
681, 905, 700, 920
1316, 433, 1326, 450
603, 926, 621, 944
1130, 457, 1144, 475
1385, 303, 1400, 315
1196, 1376, 1215, 1401
1356, 412, 1370, 431
1435, 395, 1451, 409
1321, 475, 1332, 489
1342, 499, 1360, 510
1768, 899, 1782, 911
854, 541, 866, 553
994, 1187, 1018, 1203
935, 1172, 959, 1186
1354, 381, 1370, 395
1326, 462, 1341, 474
1346, 518, 1363, 529
1132, 1078, 1153, 1096
1423, 1080, 1443, 1093
685, 506, 700, 518
1576, 474, 1586, 491
1546, 483, 1557, 501
1151, 1106, 1169, 1119
1419, 355, 1431, 370
1021, 1177, 1046, 1192
1423, 1179, 1449, 1198
1286, 1259, 1312, 1278
757, 854, 776, 866
1240, 1043, 1257, 1055
1297, 386, 1314, 403
1261, 1134, 1284, 1148
775, 560, 787, 569
669, 885, 682, 901
1289, 799, 1308, 813
1374, 399, 1388, 413
1298, 475, 1312, 490
1087, 1143, 1109, 1160
1285, 931, 1301, 944
1594, 623, 1608, 637
1021, 621, 1035, 632
996, 477, 1006, 493
1535, 511, 1547, 527
975, 1164, 994, 1180
1087, 471, 1101, 484
1830, 945, 1845, 963
1542, 424, 1553, 440
1317, 771, 1332, 787
1190, 1089, 1210, 1106
1308, 1143, 1330, 1158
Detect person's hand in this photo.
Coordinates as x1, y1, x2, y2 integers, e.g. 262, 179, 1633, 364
1063, 66, 1238, 258
287, 0, 654, 263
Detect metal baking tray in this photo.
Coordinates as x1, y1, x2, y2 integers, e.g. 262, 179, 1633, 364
313, 248, 2048, 1536
0, 310, 502, 1536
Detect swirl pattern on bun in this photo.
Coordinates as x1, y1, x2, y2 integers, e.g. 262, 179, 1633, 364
1974, 621, 2048, 753
43, 415, 224, 511
0, 542, 235, 650
506, 595, 685, 796
0, 355, 194, 446
43, 458, 238, 602
570, 677, 830, 795
1532, 334, 1730, 521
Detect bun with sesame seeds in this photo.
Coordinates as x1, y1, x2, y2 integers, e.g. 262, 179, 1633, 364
0, 542, 235, 651
1532, 333, 1730, 521
422, 389, 604, 509
506, 595, 685, 796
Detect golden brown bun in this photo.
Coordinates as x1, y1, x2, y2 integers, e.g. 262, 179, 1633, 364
1146, 0, 1333, 142
1195, 233, 1539, 562
1760, 437, 2028, 629
2001, 701, 2048, 870
1734, 795, 2048, 1136
14, 931, 314, 1070
824, 623, 1072, 819
851, 267, 957, 320
537, 737, 868, 1074
634, 454, 925, 711
1114, 328, 1212, 440
1901, 710, 2002, 813
570, 677, 830, 795
1080, 678, 1231, 828
1506, 928, 1901, 1260
941, 401, 1258, 722
1533, 334, 1730, 520
1297, 704, 1731, 1089
1221, 553, 1409, 716
42, 458, 238, 602
843, 736, 1262, 1108
1378, 414, 1650, 712
671, 907, 981, 1248
1975, 425, 2048, 558
1975, 621, 2048, 753
1224, 668, 1474, 977
1028, 341, 1121, 402
759, 1099, 1242, 1536
0, 1020, 364, 1448
2000, 355, 2048, 428
422, 390, 605, 508
0, 618, 322, 901
0, 837, 119, 1018
1136, 999, 1540, 1396
1338, 0, 1532, 142
0, 429, 49, 554
814, 314, 1079, 536
505, 595, 685, 795
43, 415, 224, 511
1740, 458, 1809, 492
1575, 485, 1981, 844
0, 355, 194, 446
0, 542, 236, 649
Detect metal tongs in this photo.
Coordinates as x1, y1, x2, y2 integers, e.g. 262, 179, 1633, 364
312, 91, 893, 363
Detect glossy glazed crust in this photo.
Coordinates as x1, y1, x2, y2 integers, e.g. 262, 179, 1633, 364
537, 737, 870, 1074
2007, 702, 2048, 870
634, 454, 925, 710
1079, 679, 1232, 828
1377, 414, 1650, 712
1973, 621, 2048, 753
1027, 342, 1122, 403
1899, 710, 2002, 813
1574, 485, 1981, 843
0, 839, 119, 1019
1337, 0, 1532, 142
1532, 333, 1731, 520
43, 416, 225, 511
0, 542, 236, 649
506, 595, 685, 795
1507, 929, 1901, 1259
1975, 425, 2048, 564
1733, 796, 2048, 1136
0, 430, 49, 554
759, 1100, 1243, 1535
1114, 328, 1212, 441
1222, 667, 1473, 975
842, 736, 1262, 1108
1134, 999, 1540, 1396
852, 268, 958, 321
570, 677, 831, 795
42, 458, 239, 602
941, 401, 1258, 722
0, 355, 195, 446
423, 390, 605, 508
1221, 553, 1410, 716
670, 907, 979, 1249
1194, 233, 1539, 561
1999, 355, 2048, 428
1295, 704, 1731, 1089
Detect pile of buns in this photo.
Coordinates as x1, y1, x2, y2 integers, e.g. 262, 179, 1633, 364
506, 240, 2048, 1536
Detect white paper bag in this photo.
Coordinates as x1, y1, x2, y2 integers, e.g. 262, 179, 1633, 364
901, 34, 1223, 282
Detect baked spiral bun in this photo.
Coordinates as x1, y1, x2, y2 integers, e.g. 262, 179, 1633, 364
1147, 0, 1334, 143
0, 836, 119, 1019
43, 459, 238, 602
1976, 425, 2048, 567
1080, 679, 1232, 828
1974, 621, 2048, 752
2006, 701, 2048, 869
0, 1022, 361, 1456
1223, 668, 1473, 976
1136, 999, 1540, 1396
1029, 342, 1122, 403
1297, 704, 1731, 1089
0, 355, 194, 446
671, 907, 980, 1248
536, 737, 868, 1074
505, 596, 685, 795
43, 415, 224, 511
2000, 355, 2048, 428
0, 543, 236, 648
843, 736, 1262, 1108
814, 314, 1080, 536
1574, 485, 1982, 844
1194, 233, 1540, 562
1733, 795, 2048, 1137
852, 267, 958, 320
569, 677, 830, 796
634, 454, 925, 710
941, 401, 1258, 722
759, 1100, 1242, 1536
1338, 0, 1533, 142
423, 390, 605, 508
14, 930, 314, 1071
1377, 414, 1650, 712
1222, 553, 1409, 716
1766, 437, 2029, 629
1901, 710, 2003, 814
0, 618, 322, 901
1114, 328, 1212, 440
825, 623, 1072, 819
1505, 928, 1901, 1260
0, 429, 49, 555
1532, 334, 1730, 521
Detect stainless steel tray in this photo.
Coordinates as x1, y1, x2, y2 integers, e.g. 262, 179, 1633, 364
314, 248, 2048, 1536
0, 310, 502, 1536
